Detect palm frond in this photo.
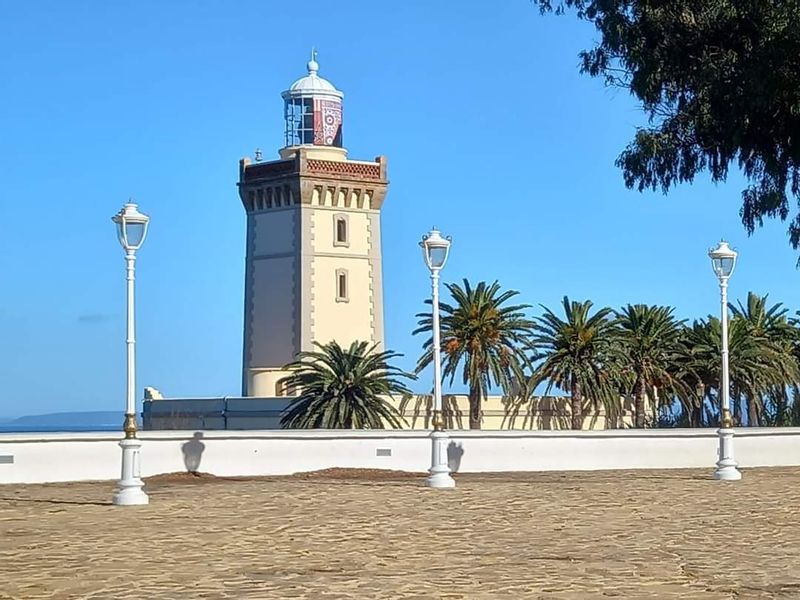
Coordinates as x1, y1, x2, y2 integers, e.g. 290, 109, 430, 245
279, 340, 414, 429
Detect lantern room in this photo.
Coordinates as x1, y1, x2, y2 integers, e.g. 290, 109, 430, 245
282, 52, 344, 149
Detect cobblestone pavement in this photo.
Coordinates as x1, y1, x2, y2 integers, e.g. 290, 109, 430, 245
1, 468, 800, 599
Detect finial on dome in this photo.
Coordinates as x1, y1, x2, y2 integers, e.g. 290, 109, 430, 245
307, 47, 319, 75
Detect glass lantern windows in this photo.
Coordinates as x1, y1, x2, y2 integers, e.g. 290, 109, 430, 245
708, 241, 737, 281
112, 202, 150, 253
428, 247, 448, 269
283, 96, 343, 148
712, 257, 735, 279
284, 97, 315, 146
420, 229, 452, 272
124, 222, 146, 249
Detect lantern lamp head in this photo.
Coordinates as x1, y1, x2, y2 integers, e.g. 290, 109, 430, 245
282, 52, 344, 148
708, 240, 737, 281
112, 201, 150, 253
420, 228, 452, 272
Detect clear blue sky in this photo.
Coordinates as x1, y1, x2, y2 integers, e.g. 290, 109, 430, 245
1, 1, 797, 418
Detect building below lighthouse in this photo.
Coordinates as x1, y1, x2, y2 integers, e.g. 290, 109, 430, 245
237, 54, 389, 397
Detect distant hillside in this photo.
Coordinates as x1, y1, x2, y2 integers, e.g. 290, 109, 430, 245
4, 411, 123, 428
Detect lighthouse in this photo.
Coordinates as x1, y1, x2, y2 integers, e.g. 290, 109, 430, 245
237, 53, 389, 397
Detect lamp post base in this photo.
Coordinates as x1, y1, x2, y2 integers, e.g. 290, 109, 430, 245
113, 437, 149, 506
426, 430, 455, 489
713, 428, 742, 481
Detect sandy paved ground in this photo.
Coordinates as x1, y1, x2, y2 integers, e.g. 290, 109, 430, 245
1, 468, 800, 599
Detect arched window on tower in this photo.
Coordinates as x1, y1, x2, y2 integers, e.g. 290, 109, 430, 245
333, 214, 349, 247
335, 269, 348, 302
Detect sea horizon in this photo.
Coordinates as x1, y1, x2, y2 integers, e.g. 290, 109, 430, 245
0, 424, 121, 433
0, 410, 131, 434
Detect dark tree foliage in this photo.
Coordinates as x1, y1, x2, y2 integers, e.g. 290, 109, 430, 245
533, 0, 800, 256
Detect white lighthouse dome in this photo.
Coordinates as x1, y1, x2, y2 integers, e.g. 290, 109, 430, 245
281, 51, 345, 150
283, 55, 343, 99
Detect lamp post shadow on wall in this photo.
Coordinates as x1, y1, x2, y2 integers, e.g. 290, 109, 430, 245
420, 228, 456, 489
111, 201, 151, 505
709, 240, 742, 482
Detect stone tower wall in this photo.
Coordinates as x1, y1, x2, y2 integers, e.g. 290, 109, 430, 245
238, 149, 388, 396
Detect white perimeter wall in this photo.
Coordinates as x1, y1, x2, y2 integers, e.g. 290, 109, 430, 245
2, 429, 800, 485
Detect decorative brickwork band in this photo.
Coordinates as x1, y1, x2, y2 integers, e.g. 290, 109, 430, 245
306, 159, 381, 180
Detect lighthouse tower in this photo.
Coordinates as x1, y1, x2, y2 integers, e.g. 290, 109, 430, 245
238, 53, 389, 397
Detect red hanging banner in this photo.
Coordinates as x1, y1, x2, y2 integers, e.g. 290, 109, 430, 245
314, 99, 342, 146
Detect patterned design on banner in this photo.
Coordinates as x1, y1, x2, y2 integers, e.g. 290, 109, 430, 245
314, 99, 342, 145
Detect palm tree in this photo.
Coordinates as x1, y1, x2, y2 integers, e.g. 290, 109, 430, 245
730, 292, 799, 426
614, 304, 687, 428
413, 279, 535, 430
667, 321, 718, 427
530, 297, 618, 430
679, 314, 791, 427
279, 340, 413, 429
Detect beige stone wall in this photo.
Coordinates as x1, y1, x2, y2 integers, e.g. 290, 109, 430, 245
309, 208, 377, 348
279, 145, 347, 162
251, 209, 296, 256
248, 369, 292, 399
312, 209, 369, 253
239, 149, 388, 397
243, 209, 299, 396
386, 394, 638, 430
142, 393, 644, 430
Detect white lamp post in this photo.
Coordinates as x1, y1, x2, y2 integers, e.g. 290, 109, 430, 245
708, 240, 742, 481
111, 201, 151, 505
420, 228, 456, 489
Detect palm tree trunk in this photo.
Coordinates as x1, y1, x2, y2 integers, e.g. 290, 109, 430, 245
651, 385, 658, 427
571, 377, 582, 430
634, 377, 646, 429
748, 396, 759, 427
468, 385, 482, 430
776, 388, 788, 426
691, 385, 704, 428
